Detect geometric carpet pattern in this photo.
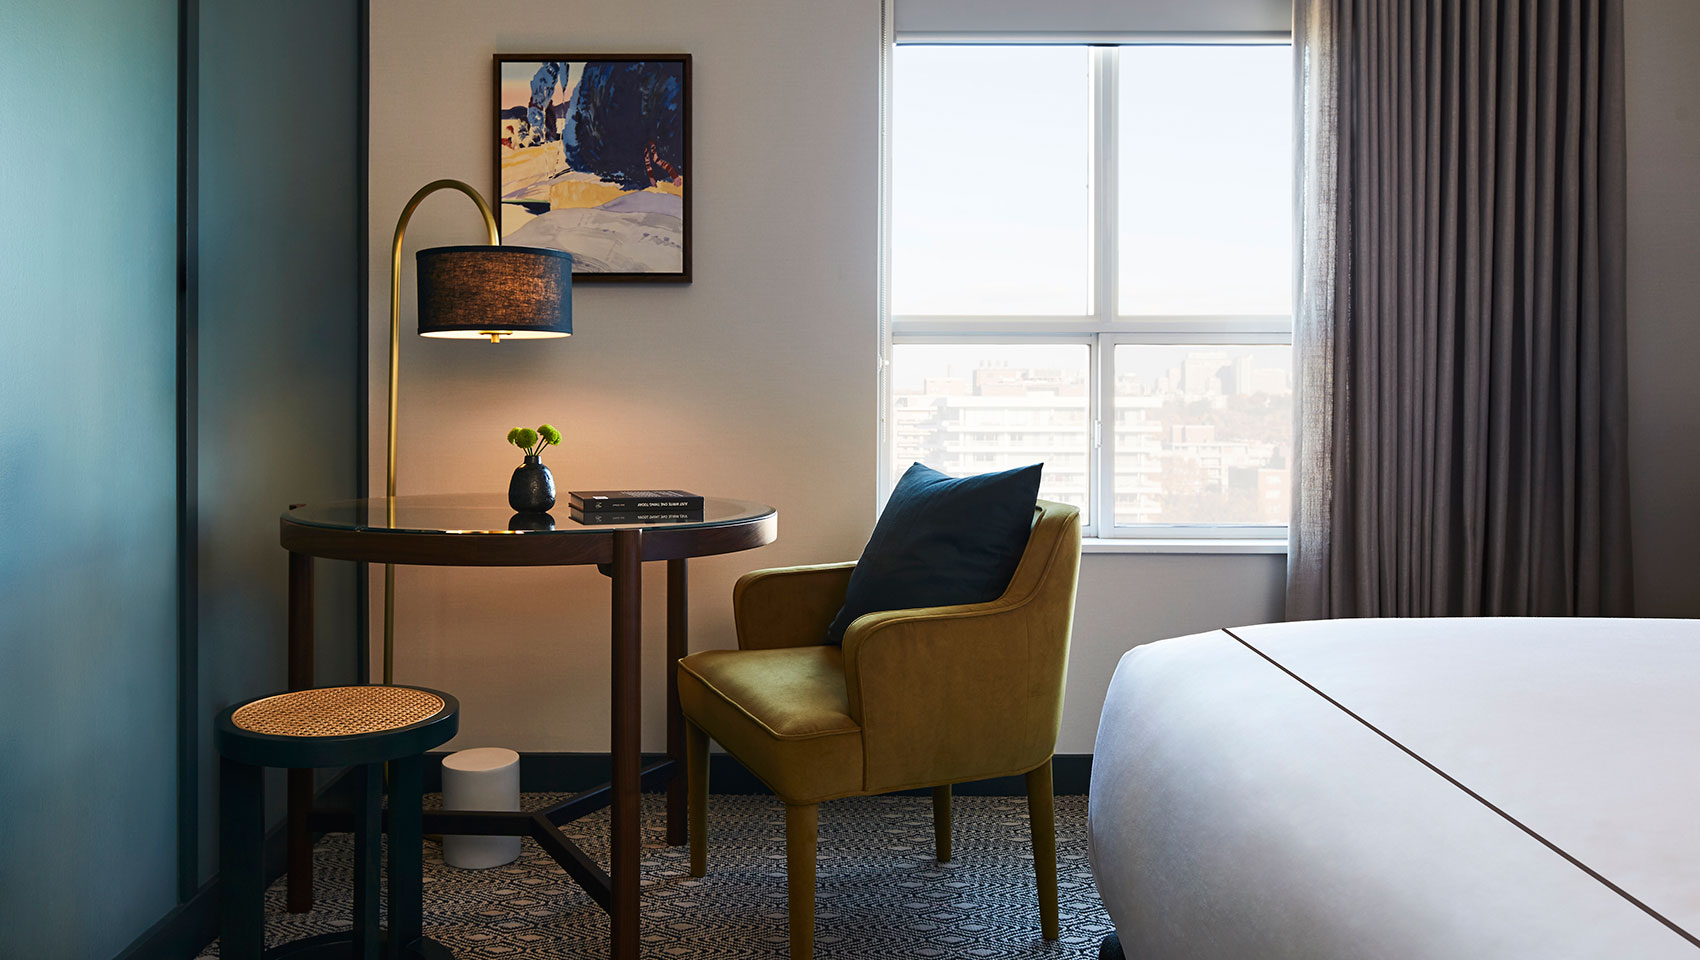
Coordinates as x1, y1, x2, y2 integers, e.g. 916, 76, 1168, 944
197, 793, 1111, 958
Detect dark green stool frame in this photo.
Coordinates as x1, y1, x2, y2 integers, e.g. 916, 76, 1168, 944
215, 686, 460, 960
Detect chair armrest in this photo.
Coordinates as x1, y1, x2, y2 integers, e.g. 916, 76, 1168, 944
732, 562, 857, 650
840, 507, 1080, 792
840, 598, 1061, 790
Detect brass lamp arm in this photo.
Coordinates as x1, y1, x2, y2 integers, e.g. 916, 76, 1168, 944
383, 179, 499, 684
387, 179, 499, 498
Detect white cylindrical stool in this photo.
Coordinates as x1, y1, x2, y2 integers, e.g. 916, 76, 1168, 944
441, 747, 522, 869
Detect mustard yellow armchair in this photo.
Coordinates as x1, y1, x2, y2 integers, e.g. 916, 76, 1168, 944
676, 500, 1082, 959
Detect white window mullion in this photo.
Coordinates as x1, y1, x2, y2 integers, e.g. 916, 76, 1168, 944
1091, 334, 1114, 539
1091, 46, 1118, 538
876, 0, 897, 512
1092, 46, 1119, 325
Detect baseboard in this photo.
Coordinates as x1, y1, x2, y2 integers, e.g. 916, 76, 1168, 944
115, 769, 360, 960
422, 751, 1092, 797
111, 892, 217, 960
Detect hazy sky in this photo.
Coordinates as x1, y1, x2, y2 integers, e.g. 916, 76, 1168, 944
891, 44, 1292, 318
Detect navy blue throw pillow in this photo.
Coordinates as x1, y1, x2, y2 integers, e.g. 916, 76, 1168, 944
825, 462, 1042, 645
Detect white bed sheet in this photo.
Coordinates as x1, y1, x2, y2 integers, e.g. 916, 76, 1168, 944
1089, 620, 1700, 959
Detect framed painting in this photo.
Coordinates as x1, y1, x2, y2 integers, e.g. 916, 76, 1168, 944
493, 54, 691, 283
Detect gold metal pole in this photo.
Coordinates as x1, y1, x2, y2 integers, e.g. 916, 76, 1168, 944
384, 179, 500, 684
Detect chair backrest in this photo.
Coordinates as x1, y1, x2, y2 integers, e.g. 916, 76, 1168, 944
847, 498, 1082, 791
998, 499, 1083, 758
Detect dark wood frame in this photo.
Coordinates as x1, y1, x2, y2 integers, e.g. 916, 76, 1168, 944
492, 53, 693, 283
279, 499, 776, 960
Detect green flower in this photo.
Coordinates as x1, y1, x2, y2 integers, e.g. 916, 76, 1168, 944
538, 424, 562, 446
507, 427, 522, 447
514, 427, 539, 451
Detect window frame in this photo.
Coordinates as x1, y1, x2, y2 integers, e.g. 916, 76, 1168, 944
882, 39, 1294, 545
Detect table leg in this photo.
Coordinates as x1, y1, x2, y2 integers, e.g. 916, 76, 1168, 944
610, 530, 643, 960
286, 550, 314, 913
666, 559, 688, 846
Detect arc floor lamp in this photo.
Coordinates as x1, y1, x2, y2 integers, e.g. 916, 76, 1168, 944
384, 178, 573, 682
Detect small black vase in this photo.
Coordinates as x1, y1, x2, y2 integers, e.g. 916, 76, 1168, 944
508, 456, 556, 513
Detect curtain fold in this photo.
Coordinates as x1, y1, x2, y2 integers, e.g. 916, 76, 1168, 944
1289, 0, 1633, 619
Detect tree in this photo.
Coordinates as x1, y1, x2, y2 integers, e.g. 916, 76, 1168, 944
560, 61, 686, 189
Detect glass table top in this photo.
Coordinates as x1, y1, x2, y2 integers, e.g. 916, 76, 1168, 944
285, 494, 774, 535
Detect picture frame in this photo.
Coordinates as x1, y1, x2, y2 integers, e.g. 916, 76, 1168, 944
493, 53, 692, 283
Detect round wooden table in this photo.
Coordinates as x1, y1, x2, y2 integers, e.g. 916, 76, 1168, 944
279, 495, 778, 960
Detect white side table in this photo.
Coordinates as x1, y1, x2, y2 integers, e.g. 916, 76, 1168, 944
441, 747, 522, 869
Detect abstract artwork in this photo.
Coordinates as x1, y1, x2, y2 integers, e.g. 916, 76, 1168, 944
494, 55, 690, 282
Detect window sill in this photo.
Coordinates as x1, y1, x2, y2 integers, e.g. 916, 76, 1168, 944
1081, 537, 1289, 555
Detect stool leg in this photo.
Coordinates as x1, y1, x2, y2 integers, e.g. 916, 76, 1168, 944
352, 763, 382, 960
219, 757, 265, 960
387, 754, 425, 958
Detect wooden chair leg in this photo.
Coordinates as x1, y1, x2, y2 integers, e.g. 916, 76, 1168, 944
687, 720, 709, 877
1026, 757, 1060, 940
786, 802, 818, 960
932, 785, 952, 862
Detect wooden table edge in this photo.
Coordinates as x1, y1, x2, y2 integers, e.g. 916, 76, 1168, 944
279, 510, 776, 565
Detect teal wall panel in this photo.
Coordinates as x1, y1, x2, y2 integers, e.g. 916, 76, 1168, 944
0, 0, 183, 956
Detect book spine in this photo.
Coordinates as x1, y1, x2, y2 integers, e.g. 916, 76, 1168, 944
571, 499, 703, 512
570, 511, 703, 524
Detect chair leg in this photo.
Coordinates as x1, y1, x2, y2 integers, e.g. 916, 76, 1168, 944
687, 720, 709, 878
785, 802, 818, 960
1026, 757, 1060, 940
219, 757, 265, 960
931, 785, 952, 862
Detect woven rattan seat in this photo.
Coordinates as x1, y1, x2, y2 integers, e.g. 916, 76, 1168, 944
231, 685, 446, 738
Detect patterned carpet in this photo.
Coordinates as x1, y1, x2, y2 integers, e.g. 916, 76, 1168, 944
197, 793, 1110, 959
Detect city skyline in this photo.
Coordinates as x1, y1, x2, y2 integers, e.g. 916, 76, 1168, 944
892, 346, 1291, 525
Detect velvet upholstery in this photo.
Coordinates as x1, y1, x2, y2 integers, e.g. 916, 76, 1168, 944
677, 500, 1081, 958
731, 562, 855, 651
676, 646, 863, 803
842, 502, 1080, 792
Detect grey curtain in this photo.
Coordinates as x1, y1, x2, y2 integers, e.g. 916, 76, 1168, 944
1289, 0, 1634, 619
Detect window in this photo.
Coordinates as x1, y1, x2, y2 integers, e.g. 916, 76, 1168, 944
892, 343, 1092, 510
885, 42, 1293, 541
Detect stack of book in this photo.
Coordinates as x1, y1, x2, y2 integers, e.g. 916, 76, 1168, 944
567, 490, 705, 525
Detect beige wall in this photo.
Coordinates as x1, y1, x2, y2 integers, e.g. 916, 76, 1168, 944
1624, 0, 1700, 618
368, 0, 1287, 755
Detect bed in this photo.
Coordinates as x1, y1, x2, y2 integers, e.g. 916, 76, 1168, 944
1088, 618, 1700, 959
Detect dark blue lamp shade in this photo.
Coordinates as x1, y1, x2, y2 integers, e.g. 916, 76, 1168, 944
416, 245, 573, 341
